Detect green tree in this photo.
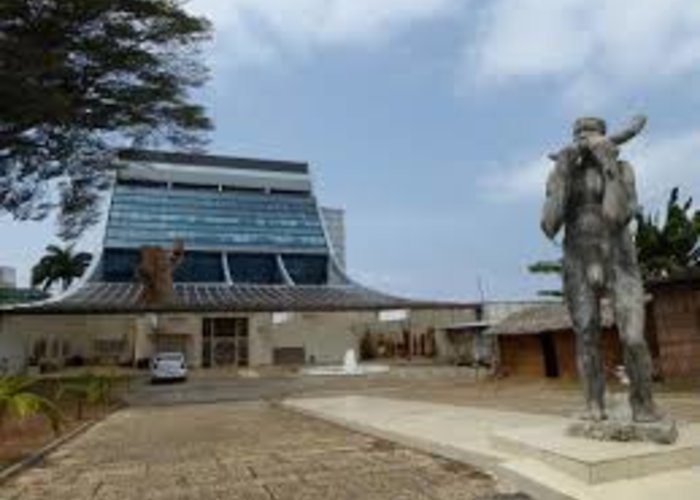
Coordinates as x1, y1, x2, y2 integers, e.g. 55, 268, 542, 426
527, 259, 564, 298
0, 0, 212, 239
0, 376, 62, 434
636, 187, 700, 279
31, 244, 92, 291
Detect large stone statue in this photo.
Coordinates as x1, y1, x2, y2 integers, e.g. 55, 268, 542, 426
541, 115, 660, 424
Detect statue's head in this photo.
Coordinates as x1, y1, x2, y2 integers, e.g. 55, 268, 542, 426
573, 117, 606, 141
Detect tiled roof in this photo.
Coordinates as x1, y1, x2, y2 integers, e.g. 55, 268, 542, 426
485, 301, 615, 336
7, 282, 464, 314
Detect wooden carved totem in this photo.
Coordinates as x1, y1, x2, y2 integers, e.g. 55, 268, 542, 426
137, 240, 185, 306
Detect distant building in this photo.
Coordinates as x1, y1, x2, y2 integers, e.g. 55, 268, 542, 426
0, 266, 47, 306
0, 267, 16, 288
0, 150, 475, 370
441, 301, 546, 366
485, 302, 621, 379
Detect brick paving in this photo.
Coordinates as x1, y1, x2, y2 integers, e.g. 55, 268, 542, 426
1, 402, 505, 500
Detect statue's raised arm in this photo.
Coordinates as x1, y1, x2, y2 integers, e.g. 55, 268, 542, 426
608, 114, 647, 146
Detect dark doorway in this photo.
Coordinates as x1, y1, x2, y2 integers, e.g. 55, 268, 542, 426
540, 333, 560, 378
273, 347, 306, 365
202, 317, 249, 368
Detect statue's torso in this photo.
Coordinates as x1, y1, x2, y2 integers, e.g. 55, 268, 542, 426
565, 159, 607, 244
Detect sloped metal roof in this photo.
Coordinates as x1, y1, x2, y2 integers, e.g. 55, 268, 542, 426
6, 282, 467, 314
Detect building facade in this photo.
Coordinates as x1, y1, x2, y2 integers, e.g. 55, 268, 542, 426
1, 150, 475, 371
485, 302, 623, 379
647, 274, 700, 379
0, 267, 16, 289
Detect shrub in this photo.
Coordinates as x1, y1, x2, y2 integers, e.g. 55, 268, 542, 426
0, 377, 62, 434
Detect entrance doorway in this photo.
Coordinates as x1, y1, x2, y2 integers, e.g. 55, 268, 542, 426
202, 318, 249, 368
540, 332, 560, 378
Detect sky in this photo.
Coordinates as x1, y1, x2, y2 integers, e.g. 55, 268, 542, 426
2, 0, 700, 301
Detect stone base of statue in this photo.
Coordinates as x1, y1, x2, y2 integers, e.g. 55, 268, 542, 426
567, 418, 678, 445
566, 392, 678, 445
492, 419, 700, 485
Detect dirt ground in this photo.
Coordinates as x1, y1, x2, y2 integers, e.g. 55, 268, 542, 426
0, 404, 113, 469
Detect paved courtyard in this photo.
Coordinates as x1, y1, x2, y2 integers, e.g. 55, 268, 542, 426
1, 402, 509, 500
124, 371, 700, 424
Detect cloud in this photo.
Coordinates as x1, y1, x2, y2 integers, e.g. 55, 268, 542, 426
479, 156, 549, 203
479, 127, 700, 206
632, 131, 700, 207
186, 0, 460, 68
469, 0, 700, 106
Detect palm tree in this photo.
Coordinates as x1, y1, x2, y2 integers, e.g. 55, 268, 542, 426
0, 377, 62, 434
527, 259, 564, 298
636, 187, 700, 279
31, 245, 92, 292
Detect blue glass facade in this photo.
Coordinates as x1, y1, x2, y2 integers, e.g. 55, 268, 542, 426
102, 249, 225, 283
173, 252, 225, 283
282, 255, 328, 285
227, 254, 281, 284
105, 185, 328, 252
102, 249, 141, 282
101, 181, 336, 285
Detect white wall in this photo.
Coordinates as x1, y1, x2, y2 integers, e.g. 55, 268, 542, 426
0, 315, 26, 374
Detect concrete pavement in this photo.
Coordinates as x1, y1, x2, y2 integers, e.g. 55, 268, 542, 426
285, 396, 700, 500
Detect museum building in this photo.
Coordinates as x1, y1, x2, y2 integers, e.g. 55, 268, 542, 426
0, 150, 474, 370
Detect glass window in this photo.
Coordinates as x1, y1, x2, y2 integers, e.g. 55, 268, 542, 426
171, 182, 219, 191
102, 249, 141, 282
227, 254, 281, 284
104, 184, 328, 252
282, 255, 328, 285
173, 251, 224, 282
103, 249, 224, 282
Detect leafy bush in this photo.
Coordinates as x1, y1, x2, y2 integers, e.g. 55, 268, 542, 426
0, 377, 62, 434
56, 373, 115, 420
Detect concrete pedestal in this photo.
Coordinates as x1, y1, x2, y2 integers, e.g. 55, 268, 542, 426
285, 396, 700, 500
492, 422, 700, 484
567, 419, 678, 445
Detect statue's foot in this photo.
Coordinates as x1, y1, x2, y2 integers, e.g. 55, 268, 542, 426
577, 408, 608, 422
632, 407, 662, 423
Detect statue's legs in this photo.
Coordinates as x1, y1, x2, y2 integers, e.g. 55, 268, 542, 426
610, 246, 659, 422
564, 256, 607, 421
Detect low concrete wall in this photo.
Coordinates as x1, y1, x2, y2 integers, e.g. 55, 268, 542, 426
260, 311, 374, 365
